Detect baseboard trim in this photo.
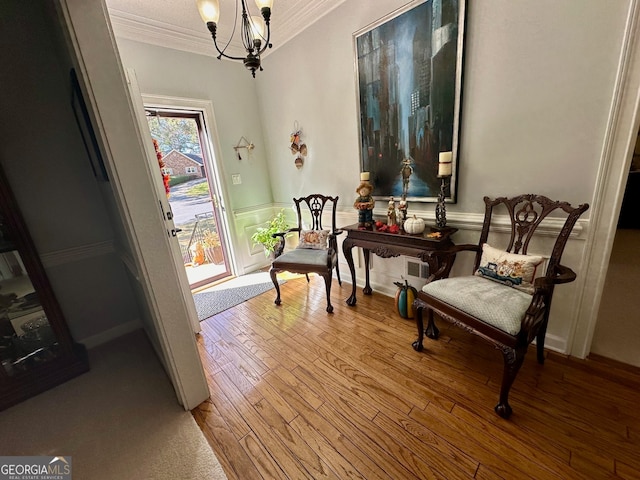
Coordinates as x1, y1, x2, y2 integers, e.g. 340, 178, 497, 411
536, 333, 567, 355
80, 319, 142, 349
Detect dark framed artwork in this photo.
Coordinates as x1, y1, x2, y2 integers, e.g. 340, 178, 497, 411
70, 68, 108, 182
354, 0, 466, 202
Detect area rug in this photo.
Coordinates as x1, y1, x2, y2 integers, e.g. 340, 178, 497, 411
193, 271, 284, 321
0, 330, 227, 480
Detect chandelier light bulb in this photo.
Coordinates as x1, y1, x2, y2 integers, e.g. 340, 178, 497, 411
196, 0, 220, 24
254, 0, 273, 10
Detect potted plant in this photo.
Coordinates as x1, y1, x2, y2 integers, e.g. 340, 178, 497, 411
202, 229, 224, 265
251, 209, 290, 257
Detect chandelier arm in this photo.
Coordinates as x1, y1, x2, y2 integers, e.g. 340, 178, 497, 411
255, 26, 271, 55
239, 0, 258, 53
221, 0, 240, 55
205, 23, 248, 61
215, 48, 249, 62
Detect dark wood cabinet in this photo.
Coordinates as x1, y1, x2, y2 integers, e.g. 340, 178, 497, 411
0, 165, 89, 411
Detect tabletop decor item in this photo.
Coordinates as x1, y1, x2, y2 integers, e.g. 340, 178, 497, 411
354, 172, 375, 229
435, 151, 453, 228
354, 0, 466, 203
387, 197, 397, 226
397, 195, 408, 228
404, 215, 426, 235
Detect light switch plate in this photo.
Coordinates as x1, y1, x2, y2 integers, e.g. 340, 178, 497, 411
231, 174, 242, 185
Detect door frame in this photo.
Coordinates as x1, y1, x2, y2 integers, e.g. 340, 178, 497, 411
569, 0, 640, 358
57, 0, 210, 410
142, 94, 238, 280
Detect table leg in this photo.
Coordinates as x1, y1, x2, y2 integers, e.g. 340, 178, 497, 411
363, 248, 372, 295
343, 239, 357, 306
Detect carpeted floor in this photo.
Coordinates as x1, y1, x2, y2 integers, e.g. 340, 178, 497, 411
193, 271, 284, 321
0, 330, 227, 480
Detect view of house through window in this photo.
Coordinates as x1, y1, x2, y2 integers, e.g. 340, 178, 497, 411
146, 109, 231, 289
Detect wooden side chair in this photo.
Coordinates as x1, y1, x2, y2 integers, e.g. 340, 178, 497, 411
413, 194, 589, 418
270, 194, 342, 313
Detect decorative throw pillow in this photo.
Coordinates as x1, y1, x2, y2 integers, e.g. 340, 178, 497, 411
474, 243, 544, 294
298, 229, 329, 250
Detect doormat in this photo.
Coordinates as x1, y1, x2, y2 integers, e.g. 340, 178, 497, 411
193, 272, 284, 321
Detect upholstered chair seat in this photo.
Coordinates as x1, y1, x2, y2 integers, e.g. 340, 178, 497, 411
272, 248, 337, 270
422, 276, 532, 336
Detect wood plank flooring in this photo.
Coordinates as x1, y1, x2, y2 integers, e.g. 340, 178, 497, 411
192, 275, 640, 479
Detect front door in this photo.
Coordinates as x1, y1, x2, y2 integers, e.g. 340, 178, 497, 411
144, 107, 233, 290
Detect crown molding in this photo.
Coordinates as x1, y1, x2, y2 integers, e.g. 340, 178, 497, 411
108, 9, 223, 58
107, 0, 348, 60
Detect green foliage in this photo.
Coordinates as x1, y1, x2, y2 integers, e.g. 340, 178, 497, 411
168, 175, 198, 187
147, 117, 201, 155
202, 229, 220, 248
251, 210, 290, 256
186, 182, 210, 197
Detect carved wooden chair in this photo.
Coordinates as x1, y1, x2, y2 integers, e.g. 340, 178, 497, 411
270, 194, 342, 313
413, 194, 589, 418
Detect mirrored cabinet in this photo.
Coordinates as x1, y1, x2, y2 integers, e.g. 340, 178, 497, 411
0, 165, 89, 410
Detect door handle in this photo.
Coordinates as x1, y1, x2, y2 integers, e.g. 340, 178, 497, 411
170, 228, 182, 236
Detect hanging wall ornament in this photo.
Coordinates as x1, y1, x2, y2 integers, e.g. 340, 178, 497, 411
290, 120, 308, 168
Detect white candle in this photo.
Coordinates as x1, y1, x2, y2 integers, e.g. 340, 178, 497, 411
360, 171, 370, 181
438, 152, 452, 176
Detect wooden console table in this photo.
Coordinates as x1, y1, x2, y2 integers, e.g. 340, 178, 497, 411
341, 221, 457, 306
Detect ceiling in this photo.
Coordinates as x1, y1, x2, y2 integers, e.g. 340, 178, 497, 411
106, 0, 347, 59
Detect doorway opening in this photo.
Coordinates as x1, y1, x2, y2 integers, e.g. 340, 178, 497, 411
145, 107, 232, 289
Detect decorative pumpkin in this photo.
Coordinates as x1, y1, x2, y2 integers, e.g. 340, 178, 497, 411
190, 242, 206, 265
394, 279, 418, 319
404, 215, 426, 235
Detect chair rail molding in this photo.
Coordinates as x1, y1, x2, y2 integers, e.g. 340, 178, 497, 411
40, 240, 116, 268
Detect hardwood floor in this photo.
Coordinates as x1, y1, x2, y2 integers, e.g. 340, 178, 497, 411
192, 275, 640, 479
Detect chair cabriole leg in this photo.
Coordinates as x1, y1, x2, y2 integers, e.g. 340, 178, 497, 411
495, 345, 527, 418
413, 304, 425, 351
322, 273, 333, 313
270, 268, 281, 306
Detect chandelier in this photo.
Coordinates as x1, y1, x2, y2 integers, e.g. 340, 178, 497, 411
196, 0, 274, 78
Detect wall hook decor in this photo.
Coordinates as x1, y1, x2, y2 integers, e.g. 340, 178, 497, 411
233, 136, 254, 160
290, 121, 307, 169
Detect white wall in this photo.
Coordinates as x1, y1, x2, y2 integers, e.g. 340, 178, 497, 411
114, 38, 273, 213
254, 0, 631, 354
0, 1, 140, 345
591, 229, 640, 366
113, 38, 282, 273
258, 0, 628, 214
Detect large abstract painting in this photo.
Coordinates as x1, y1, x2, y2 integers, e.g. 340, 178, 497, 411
354, 0, 465, 202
